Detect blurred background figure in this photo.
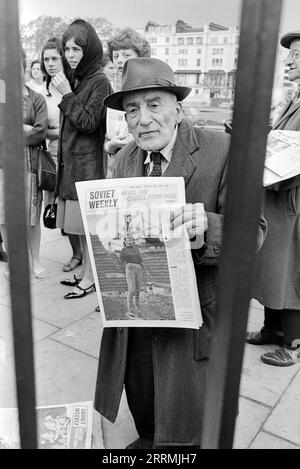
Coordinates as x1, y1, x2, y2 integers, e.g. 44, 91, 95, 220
26, 59, 46, 95
101, 52, 116, 87
104, 27, 151, 177
0, 49, 48, 279
40, 36, 82, 272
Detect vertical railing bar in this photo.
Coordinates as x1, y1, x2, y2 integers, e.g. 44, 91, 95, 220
201, 0, 282, 449
0, 0, 37, 449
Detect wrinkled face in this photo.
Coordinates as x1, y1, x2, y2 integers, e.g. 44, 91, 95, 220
103, 60, 116, 81
43, 48, 63, 77
64, 37, 83, 69
31, 63, 43, 80
123, 90, 183, 151
112, 48, 138, 71
285, 39, 300, 83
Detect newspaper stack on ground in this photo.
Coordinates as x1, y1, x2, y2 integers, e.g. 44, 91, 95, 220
0, 401, 93, 449
263, 130, 300, 186
76, 177, 203, 329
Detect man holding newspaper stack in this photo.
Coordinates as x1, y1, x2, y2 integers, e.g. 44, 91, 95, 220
94, 57, 267, 448
248, 31, 300, 367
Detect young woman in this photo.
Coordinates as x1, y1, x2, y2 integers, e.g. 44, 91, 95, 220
41, 37, 82, 272
52, 19, 111, 299
0, 49, 48, 279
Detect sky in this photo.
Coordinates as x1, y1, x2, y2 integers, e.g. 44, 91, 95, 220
18, 0, 300, 35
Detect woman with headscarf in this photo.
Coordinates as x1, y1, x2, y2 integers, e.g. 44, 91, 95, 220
40, 37, 82, 273
52, 19, 112, 299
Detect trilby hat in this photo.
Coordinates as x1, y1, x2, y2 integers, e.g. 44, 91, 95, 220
280, 30, 300, 49
103, 57, 192, 111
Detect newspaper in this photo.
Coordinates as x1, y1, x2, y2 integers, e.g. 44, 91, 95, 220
0, 401, 93, 449
263, 130, 300, 186
76, 177, 203, 329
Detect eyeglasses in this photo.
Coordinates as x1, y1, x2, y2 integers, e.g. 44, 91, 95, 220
286, 50, 300, 62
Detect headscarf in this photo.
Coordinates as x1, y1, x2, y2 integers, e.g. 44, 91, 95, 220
62, 19, 103, 89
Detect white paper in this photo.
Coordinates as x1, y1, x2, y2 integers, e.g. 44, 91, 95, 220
76, 177, 203, 330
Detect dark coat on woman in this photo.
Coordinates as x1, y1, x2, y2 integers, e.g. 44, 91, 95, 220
253, 98, 300, 310
56, 70, 111, 200
94, 119, 267, 446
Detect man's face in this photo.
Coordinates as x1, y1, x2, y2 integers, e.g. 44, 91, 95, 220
285, 39, 300, 83
123, 90, 183, 151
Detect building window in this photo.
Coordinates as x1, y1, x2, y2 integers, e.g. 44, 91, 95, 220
151, 48, 157, 55
178, 59, 188, 67
212, 58, 223, 66
178, 37, 184, 45
196, 37, 203, 44
196, 59, 201, 66
178, 48, 188, 55
187, 37, 194, 45
211, 37, 218, 44
165, 48, 169, 55
197, 49, 202, 54
195, 89, 199, 94
165, 37, 170, 43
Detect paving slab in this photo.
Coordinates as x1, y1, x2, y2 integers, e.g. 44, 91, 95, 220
233, 396, 270, 448
101, 391, 138, 449
34, 339, 99, 406
0, 302, 58, 360
250, 431, 300, 449
40, 234, 74, 266
30, 275, 97, 328
263, 368, 300, 446
51, 311, 103, 358
240, 343, 299, 406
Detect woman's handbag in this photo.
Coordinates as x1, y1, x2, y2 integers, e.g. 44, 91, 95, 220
43, 201, 57, 229
37, 141, 56, 192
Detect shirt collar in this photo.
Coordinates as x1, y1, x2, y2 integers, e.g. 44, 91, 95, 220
144, 126, 178, 165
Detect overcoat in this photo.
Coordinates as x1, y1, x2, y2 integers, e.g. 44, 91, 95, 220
253, 98, 300, 309
56, 70, 111, 200
94, 119, 266, 446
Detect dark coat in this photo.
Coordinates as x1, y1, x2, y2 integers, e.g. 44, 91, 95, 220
95, 119, 231, 446
253, 99, 300, 310
56, 71, 111, 200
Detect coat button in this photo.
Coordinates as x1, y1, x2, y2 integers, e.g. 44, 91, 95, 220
213, 245, 221, 254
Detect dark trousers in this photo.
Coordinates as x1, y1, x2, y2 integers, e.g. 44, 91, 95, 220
264, 307, 300, 347
124, 329, 155, 440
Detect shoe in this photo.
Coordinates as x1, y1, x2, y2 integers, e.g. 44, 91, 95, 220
63, 256, 82, 272
246, 328, 284, 346
125, 311, 137, 320
60, 275, 82, 286
33, 267, 46, 279
261, 347, 300, 367
0, 250, 8, 262
95, 305, 100, 312
126, 438, 153, 449
64, 283, 95, 299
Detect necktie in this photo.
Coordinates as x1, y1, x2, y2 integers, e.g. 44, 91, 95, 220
149, 151, 162, 177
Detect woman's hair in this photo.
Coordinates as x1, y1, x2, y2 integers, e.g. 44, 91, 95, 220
62, 21, 89, 53
29, 59, 44, 79
61, 19, 103, 87
41, 37, 64, 96
107, 27, 151, 61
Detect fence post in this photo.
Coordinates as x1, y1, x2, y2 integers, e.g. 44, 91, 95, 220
0, 0, 37, 449
201, 0, 282, 449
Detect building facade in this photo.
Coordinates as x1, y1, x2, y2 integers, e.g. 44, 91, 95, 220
137, 20, 240, 105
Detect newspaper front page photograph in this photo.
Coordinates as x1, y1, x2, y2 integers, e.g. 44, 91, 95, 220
0, 401, 93, 449
76, 177, 203, 329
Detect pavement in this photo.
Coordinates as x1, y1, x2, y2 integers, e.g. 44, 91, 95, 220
0, 224, 300, 449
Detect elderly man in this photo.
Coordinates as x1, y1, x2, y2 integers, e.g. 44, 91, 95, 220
94, 57, 266, 448
247, 31, 300, 367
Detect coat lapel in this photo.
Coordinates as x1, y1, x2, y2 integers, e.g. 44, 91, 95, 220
124, 145, 147, 177
164, 122, 197, 188
274, 99, 300, 129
